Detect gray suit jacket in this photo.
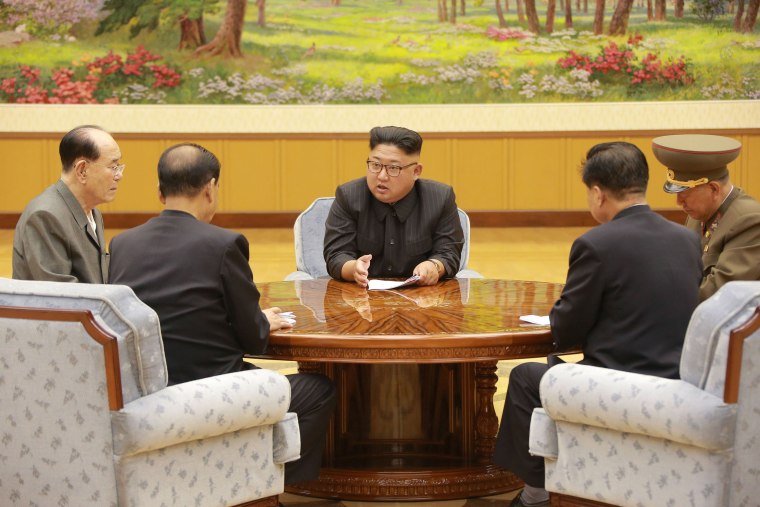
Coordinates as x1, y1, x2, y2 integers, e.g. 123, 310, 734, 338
13, 180, 108, 283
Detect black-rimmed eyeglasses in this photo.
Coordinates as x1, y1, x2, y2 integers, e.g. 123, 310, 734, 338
366, 160, 417, 177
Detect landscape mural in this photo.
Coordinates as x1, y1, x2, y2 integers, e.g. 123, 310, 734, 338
0, 0, 758, 104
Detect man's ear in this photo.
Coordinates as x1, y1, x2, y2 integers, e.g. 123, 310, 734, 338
413, 163, 423, 180
205, 178, 217, 201
591, 185, 605, 207
74, 159, 88, 182
157, 184, 166, 205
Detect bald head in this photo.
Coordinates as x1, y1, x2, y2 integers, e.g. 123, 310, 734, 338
158, 143, 221, 198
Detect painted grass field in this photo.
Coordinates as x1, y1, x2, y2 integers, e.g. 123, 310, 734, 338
1, 0, 758, 104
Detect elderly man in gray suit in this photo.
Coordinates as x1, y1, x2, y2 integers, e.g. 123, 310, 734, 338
13, 125, 124, 283
324, 125, 464, 287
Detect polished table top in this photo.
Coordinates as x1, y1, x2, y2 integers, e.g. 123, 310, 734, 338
255, 278, 562, 363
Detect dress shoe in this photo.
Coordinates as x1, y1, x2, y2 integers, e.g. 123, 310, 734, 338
509, 491, 550, 507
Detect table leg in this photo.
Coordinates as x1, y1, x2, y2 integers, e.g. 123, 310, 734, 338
474, 360, 499, 464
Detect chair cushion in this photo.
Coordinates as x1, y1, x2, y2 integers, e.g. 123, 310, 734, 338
0, 278, 166, 402
680, 281, 760, 397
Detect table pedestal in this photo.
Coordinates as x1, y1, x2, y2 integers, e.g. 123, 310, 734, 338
287, 361, 521, 501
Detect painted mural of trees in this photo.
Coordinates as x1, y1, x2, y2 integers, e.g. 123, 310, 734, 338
739, 0, 759, 31
565, 0, 574, 28
546, 0, 557, 32
593, 0, 605, 33
256, 0, 266, 27
495, 0, 508, 26
608, 0, 634, 34
437, 0, 459, 23
194, 0, 246, 57
524, 0, 541, 32
97, 0, 219, 51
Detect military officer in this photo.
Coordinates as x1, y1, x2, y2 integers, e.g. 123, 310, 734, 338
654, 134, 760, 300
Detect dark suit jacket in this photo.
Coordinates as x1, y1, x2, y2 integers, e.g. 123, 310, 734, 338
108, 210, 270, 384
13, 180, 108, 283
550, 205, 703, 379
324, 178, 464, 280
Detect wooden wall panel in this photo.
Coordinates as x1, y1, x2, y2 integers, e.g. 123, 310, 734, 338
740, 134, 760, 199
1, 139, 49, 212
336, 139, 368, 192
418, 139, 452, 186
512, 138, 564, 210
224, 140, 279, 211
280, 140, 337, 210
2, 131, 758, 220
452, 139, 505, 210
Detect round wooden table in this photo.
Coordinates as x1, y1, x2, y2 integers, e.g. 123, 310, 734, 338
253, 278, 562, 502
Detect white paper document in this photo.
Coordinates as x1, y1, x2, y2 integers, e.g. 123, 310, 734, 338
519, 314, 550, 326
368, 275, 420, 291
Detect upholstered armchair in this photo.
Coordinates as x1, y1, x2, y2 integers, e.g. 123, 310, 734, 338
0, 278, 300, 507
285, 196, 483, 280
529, 281, 760, 507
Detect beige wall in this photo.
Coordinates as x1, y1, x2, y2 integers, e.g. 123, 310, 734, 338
2, 131, 758, 214
2, 102, 758, 215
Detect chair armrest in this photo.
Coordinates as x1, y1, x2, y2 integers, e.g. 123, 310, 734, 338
112, 369, 291, 457
273, 411, 301, 464
455, 268, 484, 279
285, 271, 315, 281
540, 363, 736, 451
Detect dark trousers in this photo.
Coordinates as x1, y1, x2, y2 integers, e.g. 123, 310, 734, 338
493, 362, 550, 488
284, 373, 337, 484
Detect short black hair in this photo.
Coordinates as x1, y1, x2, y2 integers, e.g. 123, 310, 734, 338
158, 143, 221, 198
59, 125, 106, 173
582, 142, 648, 199
369, 126, 423, 155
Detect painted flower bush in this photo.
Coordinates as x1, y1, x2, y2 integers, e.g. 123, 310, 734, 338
0, 45, 182, 103
557, 34, 694, 88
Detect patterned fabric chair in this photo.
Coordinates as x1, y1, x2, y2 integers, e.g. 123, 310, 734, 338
285, 196, 482, 280
0, 278, 300, 507
529, 280, 760, 507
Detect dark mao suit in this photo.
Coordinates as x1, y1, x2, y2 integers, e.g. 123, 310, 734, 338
109, 210, 336, 484
324, 178, 463, 280
494, 205, 703, 487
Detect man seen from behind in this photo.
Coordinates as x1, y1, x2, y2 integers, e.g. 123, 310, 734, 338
109, 143, 336, 484
493, 142, 703, 507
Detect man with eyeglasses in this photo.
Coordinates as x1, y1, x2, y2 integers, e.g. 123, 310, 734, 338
13, 125, 124, 283
324, 125, 464, 287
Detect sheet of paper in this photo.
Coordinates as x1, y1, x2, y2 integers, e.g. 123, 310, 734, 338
368, 275, 420, 291
519, 314, 550, 326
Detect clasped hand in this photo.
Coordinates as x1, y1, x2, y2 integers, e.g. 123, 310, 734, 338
351, 254, 439, 287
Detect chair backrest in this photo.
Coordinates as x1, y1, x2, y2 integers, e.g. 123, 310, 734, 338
293, 196, 472, 277
0, 278, 167, 403
293, 197, 334, 278
679, 280, 760, 398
